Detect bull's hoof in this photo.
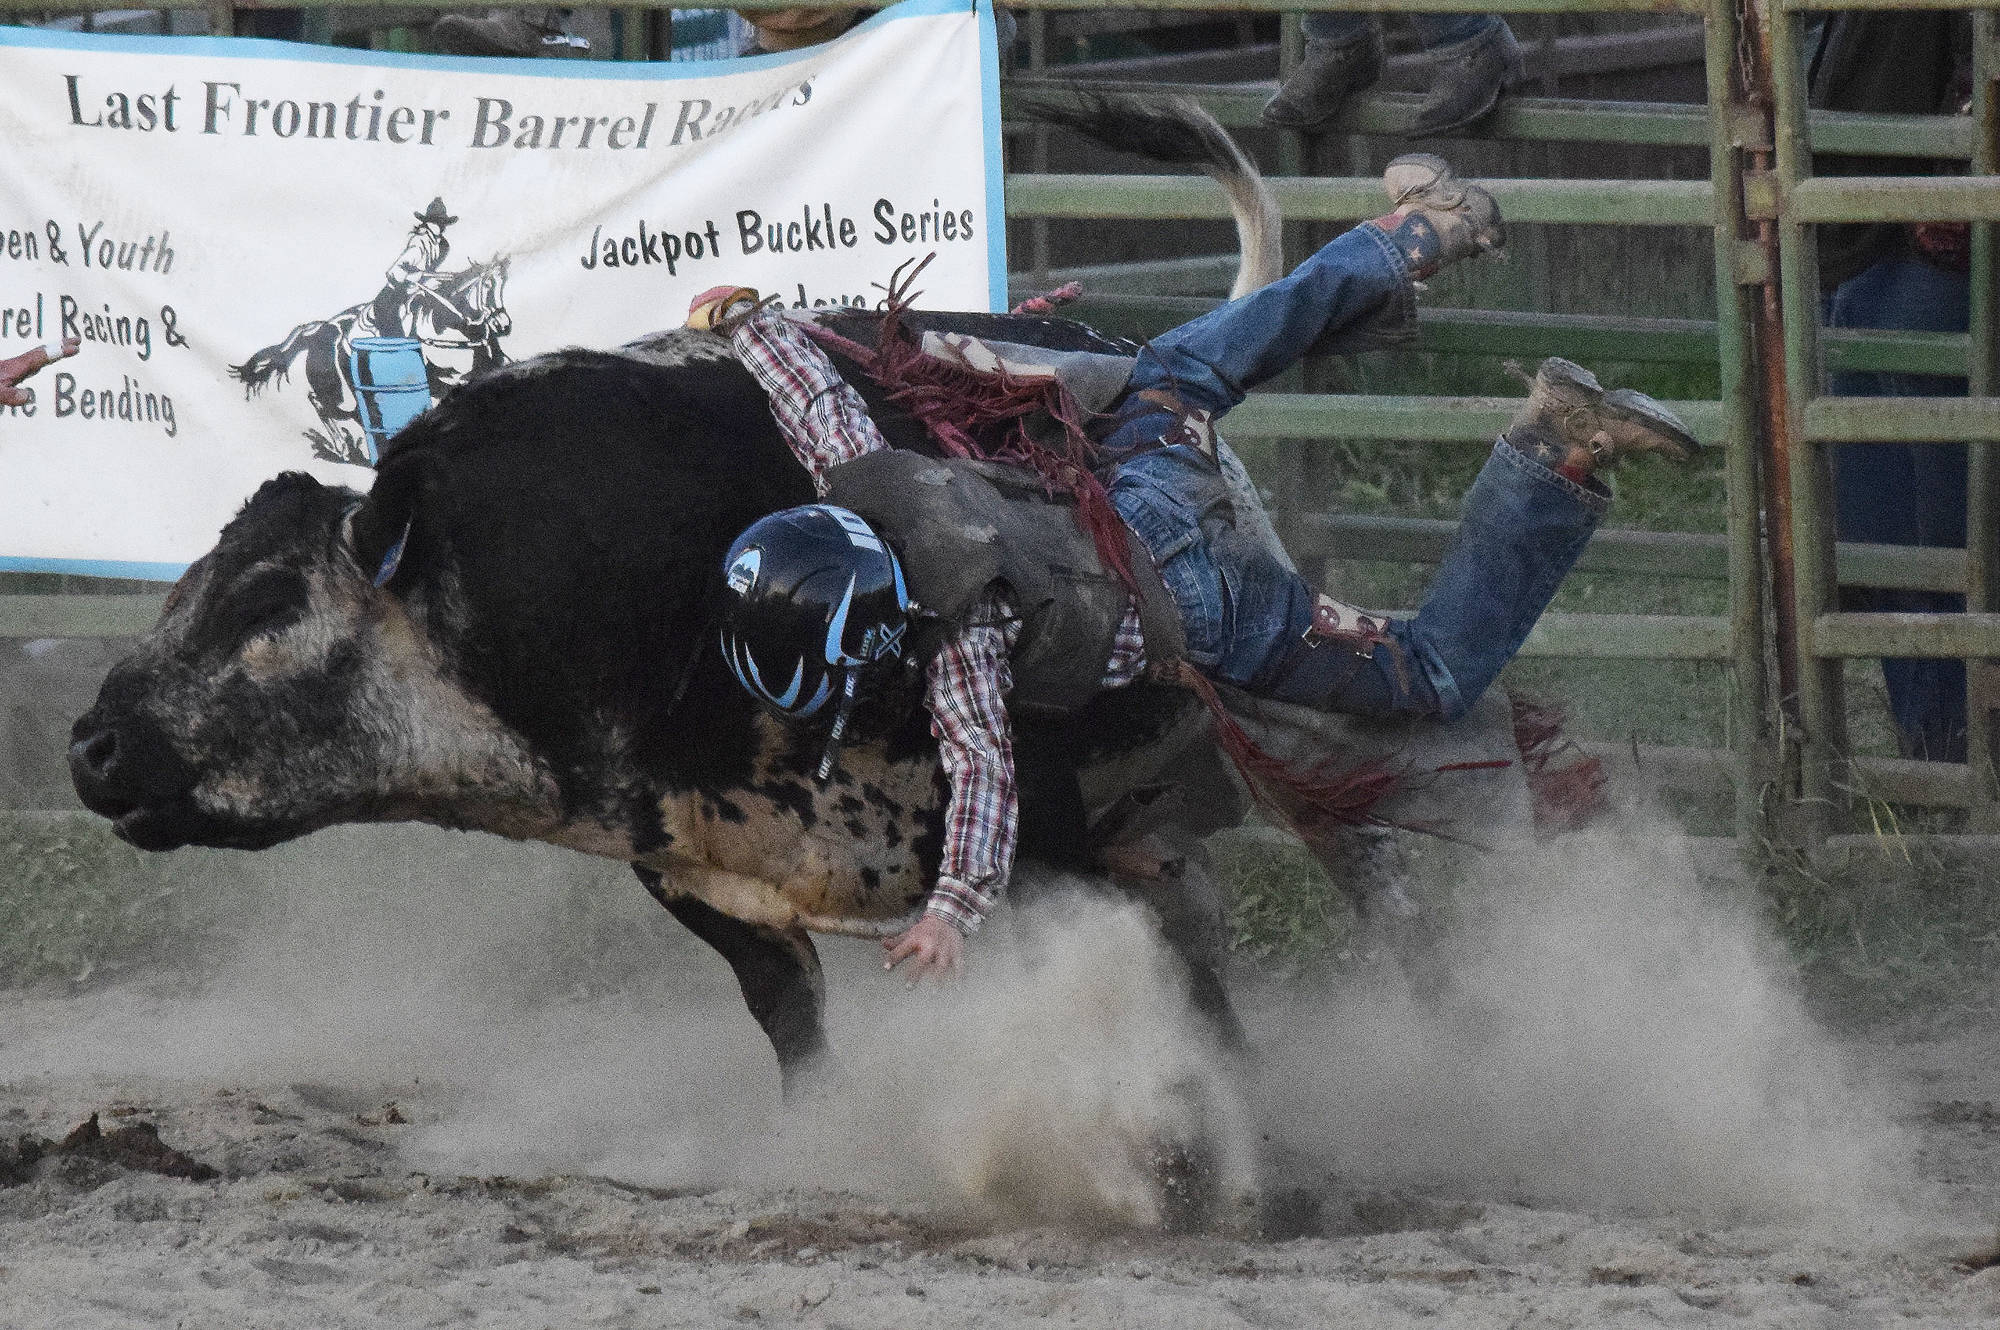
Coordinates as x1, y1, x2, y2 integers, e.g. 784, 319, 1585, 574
777, 1051, 843, 1109
1149, 1135, 1221, 1234
1144, 1069, 1230, 1234
1257, 1185, 1325, 1241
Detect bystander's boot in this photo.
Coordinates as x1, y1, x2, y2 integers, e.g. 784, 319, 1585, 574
1260, 28, 1387, 131
430, 9, 589, 57
1408, 24, 1524, 135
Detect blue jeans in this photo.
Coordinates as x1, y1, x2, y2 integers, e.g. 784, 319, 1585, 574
1102, 223, 1606, 722
1099, 224, 1414, 458
1303, 11, 1500, 50
1826, 258, 1972, 761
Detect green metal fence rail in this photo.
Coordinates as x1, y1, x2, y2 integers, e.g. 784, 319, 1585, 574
0, 1, 1989, 854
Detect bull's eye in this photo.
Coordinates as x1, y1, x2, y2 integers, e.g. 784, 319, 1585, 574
225, 567, 310, 643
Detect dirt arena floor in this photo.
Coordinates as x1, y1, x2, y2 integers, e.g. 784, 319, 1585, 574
3, 825, 1998, 1329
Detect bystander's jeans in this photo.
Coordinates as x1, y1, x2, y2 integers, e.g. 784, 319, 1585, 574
1826, 258, 1972, 762
1302, 12, 1499, 52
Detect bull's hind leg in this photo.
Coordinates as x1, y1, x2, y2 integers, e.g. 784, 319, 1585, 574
631, 867, 831, 1101
1107, 834, 1246, 1052
1013, 716, 1244, 1049
1104, 838, 1245, 1233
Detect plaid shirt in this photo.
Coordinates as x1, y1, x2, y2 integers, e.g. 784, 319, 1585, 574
732, 310, 1145, 933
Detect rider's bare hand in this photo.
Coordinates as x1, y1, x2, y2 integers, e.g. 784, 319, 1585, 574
0, 338, 78, 407
883, 913, 964, 987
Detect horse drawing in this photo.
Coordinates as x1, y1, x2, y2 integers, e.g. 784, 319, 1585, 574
231, 256, 513, 466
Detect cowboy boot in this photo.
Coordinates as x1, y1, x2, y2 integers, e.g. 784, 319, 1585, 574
1506, 357, 1702, 470
431, 9, 588, 57
1408, 24, 1525, 136
1373, 153, 1505, 279
1260, 27, 1387, 131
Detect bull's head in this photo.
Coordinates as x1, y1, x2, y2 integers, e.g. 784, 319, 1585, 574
69, 471, 552, 851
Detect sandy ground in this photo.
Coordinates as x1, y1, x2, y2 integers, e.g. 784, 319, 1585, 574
3, 825, 2000, 1329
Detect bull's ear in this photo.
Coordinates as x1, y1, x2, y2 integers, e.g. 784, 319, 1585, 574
346, 474, 420, 592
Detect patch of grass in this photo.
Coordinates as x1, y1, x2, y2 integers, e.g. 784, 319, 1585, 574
1211, 829, 1353, 965
1757, 840, 2000, 1029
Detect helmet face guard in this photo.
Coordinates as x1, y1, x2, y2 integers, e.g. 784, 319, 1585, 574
719, 505, 911, 722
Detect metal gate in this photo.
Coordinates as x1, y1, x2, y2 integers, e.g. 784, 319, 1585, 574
0, 0, 1988, 858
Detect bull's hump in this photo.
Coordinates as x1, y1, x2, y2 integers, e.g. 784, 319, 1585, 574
613, 329, 739, 369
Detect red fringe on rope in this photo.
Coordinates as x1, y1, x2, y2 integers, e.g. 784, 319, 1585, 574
1009, 282, 1084, 316
1510, 697, 1609, 834
804, 260, 1138, 590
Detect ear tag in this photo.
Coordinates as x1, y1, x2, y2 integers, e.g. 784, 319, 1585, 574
372, 517, 412, 589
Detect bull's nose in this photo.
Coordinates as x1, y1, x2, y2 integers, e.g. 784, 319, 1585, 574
69, 706, 196, 826
70, 728, 119, 782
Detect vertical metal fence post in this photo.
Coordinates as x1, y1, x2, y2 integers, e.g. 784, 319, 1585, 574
1273, 12, 1312, 562
1966, 10, 2000, 829
617, 8, 654, 61
1706, 0, 1771, 845
1764, 0, 1844, 846
1028, 10, 1052, 290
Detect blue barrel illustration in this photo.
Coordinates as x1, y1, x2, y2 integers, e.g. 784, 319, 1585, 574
348, 336, 432, 463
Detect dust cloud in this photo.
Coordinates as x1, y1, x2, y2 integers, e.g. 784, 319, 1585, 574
4, 817, 1915, 1235
1255, 821, 1916, 1237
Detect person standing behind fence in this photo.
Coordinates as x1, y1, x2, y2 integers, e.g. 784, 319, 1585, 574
1263, 13, 1523, 136
734, 7, 863, 53
1813, 12, 1972, 763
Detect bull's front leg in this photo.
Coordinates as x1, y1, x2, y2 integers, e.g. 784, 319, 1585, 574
631, 866, 831, 1100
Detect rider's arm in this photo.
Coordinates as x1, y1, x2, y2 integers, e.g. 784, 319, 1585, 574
730, 307, 884, 493
724, 299, 1015, 931
922, 590, 1021, 935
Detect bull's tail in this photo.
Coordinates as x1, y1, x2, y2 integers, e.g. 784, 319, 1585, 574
1025, 92, 1281, 299
229, 320, 325, 396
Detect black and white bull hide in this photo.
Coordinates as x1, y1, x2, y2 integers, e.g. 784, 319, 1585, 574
70, 315, 1269, 1095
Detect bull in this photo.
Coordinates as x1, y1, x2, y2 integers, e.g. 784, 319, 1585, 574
67, 99, 1315, 1107
71, 312, 1280, 1080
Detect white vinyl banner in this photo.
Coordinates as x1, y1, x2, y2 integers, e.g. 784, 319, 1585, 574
0, 0, 1005, 578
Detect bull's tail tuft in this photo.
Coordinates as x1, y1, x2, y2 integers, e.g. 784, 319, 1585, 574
1024, 92, 1280, 298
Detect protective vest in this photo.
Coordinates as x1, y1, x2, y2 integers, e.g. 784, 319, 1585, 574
822, 449, 1185, 716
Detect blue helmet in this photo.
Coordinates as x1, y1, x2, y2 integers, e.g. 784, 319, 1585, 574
719, 504, 911, 721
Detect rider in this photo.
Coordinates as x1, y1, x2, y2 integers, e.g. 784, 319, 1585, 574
695, 155, 1701, 982
370, 198, 457, 339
